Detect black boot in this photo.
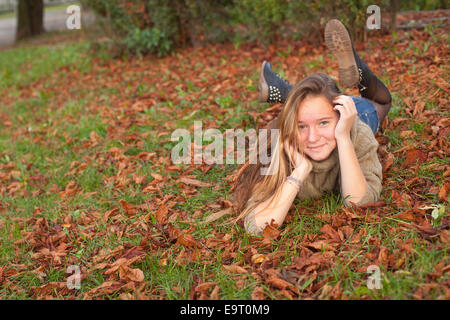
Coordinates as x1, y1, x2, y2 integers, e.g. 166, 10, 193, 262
258, 61, 293, 104
324, 19, 391, 105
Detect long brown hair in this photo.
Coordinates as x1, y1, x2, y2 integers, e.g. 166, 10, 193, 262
233, 73, 342, 222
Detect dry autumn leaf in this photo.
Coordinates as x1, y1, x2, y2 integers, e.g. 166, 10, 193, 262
178, 177, 212, 188
156, 203, 169, 224
223, 264, 247, 274
176, 232, 199, 248
266, 275, 293, 290
118, 265, 145, 282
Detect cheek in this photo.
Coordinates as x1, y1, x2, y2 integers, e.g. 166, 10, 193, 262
323, 123, 337, 141
298, 132, 308, 147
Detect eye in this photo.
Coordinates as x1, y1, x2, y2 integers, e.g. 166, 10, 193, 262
298, 124, 307, 130
319, 121, 329, 126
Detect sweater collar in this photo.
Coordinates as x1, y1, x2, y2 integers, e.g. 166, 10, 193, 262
309, 147, 339, 172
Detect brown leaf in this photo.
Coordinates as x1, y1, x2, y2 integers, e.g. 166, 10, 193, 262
320, 224, 341, 242
104, 207, 119, 221
209, 285, 220, 300
413, 100, 425, 117
132, 173, 146, 185
178, 177, 212, 188
136, 152, 156, 161
306, 240, 336, 251
382, 153, 395, 172
176, 233, 199, 248
378, 246, 389, 266
262, 223, 281, 240
142, 184, 159, 193
438, 183, 449, 202
402, 148, 427, 167
119, 199, 138, 216
150, 172, 163, 181
59, 181, 78, 198
396, 210, 415, 221
400, 130, 417, 138
339, 226, 354, 240
440, 230, 449, 245
251, 253, 269, 265
194, 282, 217, 293
104, 258, 128, 275
156, 203, 169, 224
223, 264, 247, 274
90, 131, 102, 146
85, 281, 122, 296
266, 275, 293, 290
251, 286, 266, 300
202, 207, 233, 224
118, 265, 144, 282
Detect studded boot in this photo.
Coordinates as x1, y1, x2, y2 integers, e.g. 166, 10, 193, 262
258, 61, 293, 104
324, 19, 392, 105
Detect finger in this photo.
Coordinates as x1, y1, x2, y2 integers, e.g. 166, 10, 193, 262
333, 104, 346, 114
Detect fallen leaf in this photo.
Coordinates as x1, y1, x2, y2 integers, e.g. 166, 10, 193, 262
119, 200, 138, 216
118, 265, 144, 282
396, 210, 415, 221
179, 177, 212, 188
262, 224, 280, 240
223, 264, 247, 274
383, 153, 395, 172
438, 183, 448, 202
402, 148, 427, 167
266, 275, 293, 290
251, 286, 266, 300
320, 224, 341, 242
156, 203, 169, 224
176, 232, 199, 248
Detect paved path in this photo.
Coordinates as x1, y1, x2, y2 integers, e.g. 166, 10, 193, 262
0, 6, 95, 48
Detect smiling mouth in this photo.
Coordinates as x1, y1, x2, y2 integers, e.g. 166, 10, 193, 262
308, 144, 325, 150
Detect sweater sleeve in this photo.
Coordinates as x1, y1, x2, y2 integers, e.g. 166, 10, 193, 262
349, 119, 383, 206
244, 208, 263, 236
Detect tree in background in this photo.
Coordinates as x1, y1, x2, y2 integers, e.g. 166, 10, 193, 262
16, 0, 44, 41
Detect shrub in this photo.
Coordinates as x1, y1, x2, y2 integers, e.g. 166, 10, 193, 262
230, 0, 288, 45
81, 0, 449, 57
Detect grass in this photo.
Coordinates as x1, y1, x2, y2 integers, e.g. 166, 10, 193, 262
0, 24, 448, 300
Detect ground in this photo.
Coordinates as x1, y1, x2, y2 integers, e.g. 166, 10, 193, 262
0, 17, 448, 300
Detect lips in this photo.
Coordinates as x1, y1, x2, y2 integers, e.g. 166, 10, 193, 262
308, 144, 325, 150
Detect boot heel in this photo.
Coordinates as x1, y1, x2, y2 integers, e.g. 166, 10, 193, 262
338, 66, 359, 87
325, 19, 359, 87
258, 61, 269, 102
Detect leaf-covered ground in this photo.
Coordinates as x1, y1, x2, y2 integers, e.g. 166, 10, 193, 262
0, 22, 448, 299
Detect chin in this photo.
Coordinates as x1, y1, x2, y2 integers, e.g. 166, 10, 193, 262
306, 149, 334, 161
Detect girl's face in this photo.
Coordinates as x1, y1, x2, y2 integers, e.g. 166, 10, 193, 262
296, 95, 339, 161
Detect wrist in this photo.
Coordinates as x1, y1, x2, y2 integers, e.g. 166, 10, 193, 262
335, 134, 352, 144
291, 167, 308, 181
286, 175, 302, 189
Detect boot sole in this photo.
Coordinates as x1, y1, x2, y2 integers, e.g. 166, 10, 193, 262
324, 19, 359, 87
258, 61, 269, 102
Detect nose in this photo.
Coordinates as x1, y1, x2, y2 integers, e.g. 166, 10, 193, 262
307, 127, 319, 143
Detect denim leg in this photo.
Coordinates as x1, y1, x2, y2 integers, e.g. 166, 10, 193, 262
351, 96, 379, 134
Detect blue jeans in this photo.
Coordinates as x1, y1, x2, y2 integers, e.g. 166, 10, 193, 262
351, 96, 379, 134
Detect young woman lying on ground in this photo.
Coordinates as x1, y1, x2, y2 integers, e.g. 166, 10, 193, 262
233, 19, 392, 235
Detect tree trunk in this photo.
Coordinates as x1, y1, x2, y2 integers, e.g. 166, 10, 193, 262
390, 0, 400, 33
16, 0, 44, 41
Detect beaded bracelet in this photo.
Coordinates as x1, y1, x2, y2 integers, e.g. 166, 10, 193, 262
286, 175, 302, 189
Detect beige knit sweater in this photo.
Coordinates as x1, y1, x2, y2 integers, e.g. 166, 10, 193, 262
244, 117, 382, 235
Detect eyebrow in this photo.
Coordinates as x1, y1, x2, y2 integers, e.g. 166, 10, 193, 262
298, 117, 334, 123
